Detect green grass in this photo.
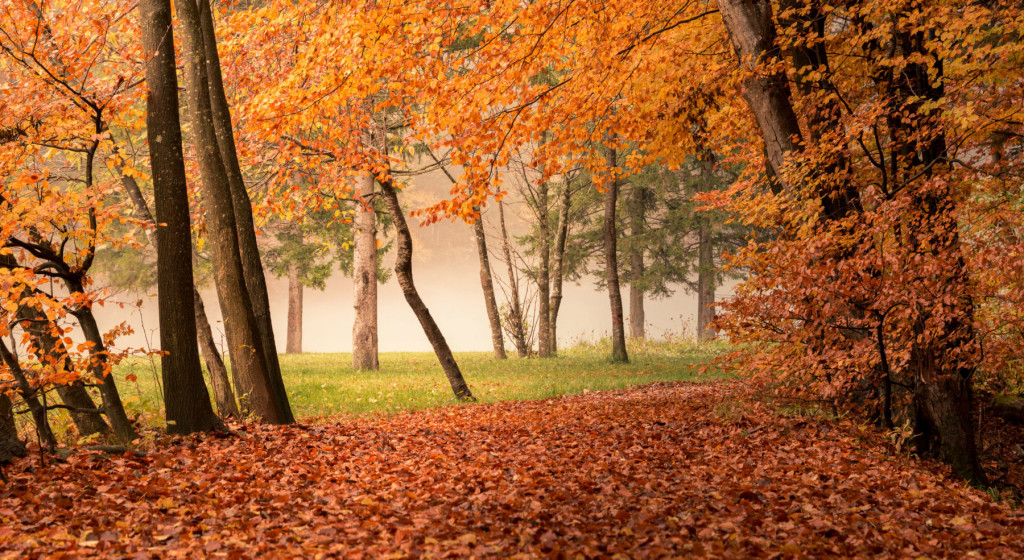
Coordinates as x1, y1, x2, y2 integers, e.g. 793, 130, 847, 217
110, 338, 731, 428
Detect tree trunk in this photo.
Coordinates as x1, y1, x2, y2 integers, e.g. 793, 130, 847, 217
174, 0, 288, 424
70, 306, 137, 442
696, 157, 716, 343
474, 212, 507, 359
142, 0, 222, 435
536, 180, 552, 357
286, 263, 303, 354
696, 217, 716, 342
115, 140, 241, 421
352, 171, 379, 370
19, 305, 110, 437
498, 200, 529, 357
549, 178, 571, 355
193, 291, 241, 418
379, 177, 475, 400
0, 339, 56, 450
196, 0, 292, 422
605, 147, 629, 363
627, 183, 646, 340
717, 0, 802, 191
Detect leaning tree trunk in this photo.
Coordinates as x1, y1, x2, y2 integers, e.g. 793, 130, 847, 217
379, 177, 474, 400
197, 0, 292, 422
175, 0, 288, 424
352, 171, 380, 370
286, 263, 303, 354
536, 179, 552, 358
193, 291, 241, 418
70, 305, 137, 442
549, 177, 572, 355
473, 212, 507, 359
19, 305, 110, 437
604, 147, 629, 363
0, 339, 57, 450
142, 0, 222, 434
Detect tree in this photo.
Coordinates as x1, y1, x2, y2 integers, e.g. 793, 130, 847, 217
604, 146, 628, 363
197, 0, 292, 421
173, 0, 290, 424
352, 170, 379, 369
142, 0, 222, 434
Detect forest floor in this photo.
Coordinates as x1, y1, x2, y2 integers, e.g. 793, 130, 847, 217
2, 380, 1023, 558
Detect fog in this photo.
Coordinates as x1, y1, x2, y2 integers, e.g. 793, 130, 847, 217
93, 171, 731, 354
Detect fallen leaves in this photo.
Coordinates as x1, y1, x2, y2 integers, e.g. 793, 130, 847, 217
0, 380, 1021, 558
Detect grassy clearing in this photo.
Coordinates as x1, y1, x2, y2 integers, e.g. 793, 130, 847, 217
112, 338, 731, 427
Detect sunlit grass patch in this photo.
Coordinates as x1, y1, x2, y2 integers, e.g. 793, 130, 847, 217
111, 338, 732, 426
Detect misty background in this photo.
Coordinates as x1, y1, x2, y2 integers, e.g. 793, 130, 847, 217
93, 170, 731, 354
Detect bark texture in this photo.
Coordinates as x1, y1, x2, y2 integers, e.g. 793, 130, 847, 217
352, 171, 379, 370
175, 0, 287, 424
604, 148, 629, 363
116, 144, 240, 420
142, 0, 222, 434
196, 0, 293, 422
717, 0, 801, 190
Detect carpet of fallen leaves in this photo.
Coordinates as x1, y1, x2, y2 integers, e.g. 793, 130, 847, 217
1, 381, 1023, 559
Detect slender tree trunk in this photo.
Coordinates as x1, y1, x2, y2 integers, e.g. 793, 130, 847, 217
474, 212, 507, 359
174, 0, 288, 424
379, 177, 474, 400
70, 306, 137, 442
352, 171, 379, 370
19, 305, 110, 437
537, 180, 552, 357
628, 277, 645, 339
696, 218, 716, 342
194, 290, 241, 418
0, 339, 56, 450
605, 147, 629, 363
549, 178, 571, 355
498, 200, 529, 357
196, 0, 292, 422
696, 157, 716, 342
142, 0, 222, 434
627, 183, 646, 340
286, 263, 303, 354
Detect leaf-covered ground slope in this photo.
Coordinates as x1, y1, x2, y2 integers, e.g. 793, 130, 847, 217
2, 381, 1022, 558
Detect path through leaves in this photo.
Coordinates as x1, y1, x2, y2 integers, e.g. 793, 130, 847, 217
1, 381, 1022, 558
